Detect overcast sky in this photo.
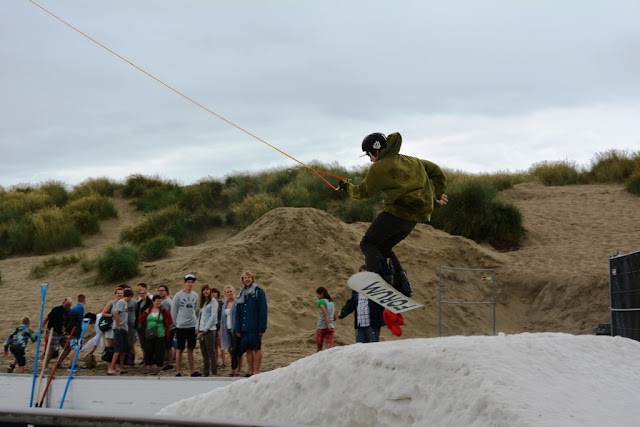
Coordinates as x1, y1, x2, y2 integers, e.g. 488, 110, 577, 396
1, 1, 639, 188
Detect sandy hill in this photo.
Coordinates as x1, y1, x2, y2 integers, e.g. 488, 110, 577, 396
0, 182, 638, 374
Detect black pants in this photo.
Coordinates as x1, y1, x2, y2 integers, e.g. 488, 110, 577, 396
9, 345, 26, 367
144, 337, 165, 367
360, 211, 416, 287
230, 334, 242, 370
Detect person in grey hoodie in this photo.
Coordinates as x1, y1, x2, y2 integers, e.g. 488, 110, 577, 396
171, 274, 200, 377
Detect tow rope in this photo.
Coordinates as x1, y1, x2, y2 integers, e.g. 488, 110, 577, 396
28, 0, 350, 190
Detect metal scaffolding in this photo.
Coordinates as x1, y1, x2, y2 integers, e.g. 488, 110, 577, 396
438, 266, 496, 337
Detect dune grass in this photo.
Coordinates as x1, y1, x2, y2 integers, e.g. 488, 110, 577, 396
2, 150, 638, 263
0, 181, 119, 258
120, 175, 225, 248
64, 194, 118, 234
140, 235, 176, 261
626, 171, 640, 196
31, 207, 83, 254
39, 180, 69, 207
0, 189, 53, 223
96, 243, 141, 283
0, 205, 83, 257
588, 149, 639, 183
122, 174, 180, 198
225, 162, 383, 227
528, 160, 585, 186
70, 177, 120, 199
29, 253, 86, 279
527, 150, 640, 186
430, 180, 526, 247
120, 204, 223, 246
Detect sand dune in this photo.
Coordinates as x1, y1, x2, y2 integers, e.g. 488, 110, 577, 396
1, 182, 638, 375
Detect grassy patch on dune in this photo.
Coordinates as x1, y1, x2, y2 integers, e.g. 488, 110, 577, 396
529, 160, 585, 186
29, 253, 86, 279
528, 150, 640, 186
626, 171, 640, 196
70, 177, 120, 199
140, 235, 175, 261
225, 162, 383, 227
120, 175, 224, 248
2, 150, 638, 264
430, 181, 526, 249
96, 243, 141, 284
588, 149, 639, 183
0, 179, 119, 259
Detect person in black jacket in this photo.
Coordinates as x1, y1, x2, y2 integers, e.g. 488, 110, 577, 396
338, 266, 385, 343
42, 297, 72, 370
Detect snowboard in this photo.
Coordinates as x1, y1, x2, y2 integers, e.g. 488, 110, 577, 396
347, 271, 424, 314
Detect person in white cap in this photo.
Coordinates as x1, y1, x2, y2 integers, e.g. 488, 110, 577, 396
171, 274, 201, 377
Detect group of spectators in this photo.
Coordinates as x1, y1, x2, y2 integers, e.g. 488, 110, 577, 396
3, 293, 88, 374
3, 272, 269, 378
98, 271, 268, 377
6, 264, 386, 377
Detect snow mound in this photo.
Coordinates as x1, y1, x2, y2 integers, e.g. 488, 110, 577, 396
159, 333, 640, 426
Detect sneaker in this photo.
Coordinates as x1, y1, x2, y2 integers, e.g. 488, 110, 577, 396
175, 373, 182, 377
7, 364, 15, 373
377, 257, 395, 286
162, 364, 174, 371
190, 371, 202, 377
67, 365, 84, 372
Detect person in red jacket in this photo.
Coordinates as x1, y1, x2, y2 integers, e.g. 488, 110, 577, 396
138, 296, 173, 374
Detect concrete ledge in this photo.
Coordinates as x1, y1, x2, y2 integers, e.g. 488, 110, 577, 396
0, 373, 236, 414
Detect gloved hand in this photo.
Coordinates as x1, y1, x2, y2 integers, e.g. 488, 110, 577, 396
338, 179, 351, 191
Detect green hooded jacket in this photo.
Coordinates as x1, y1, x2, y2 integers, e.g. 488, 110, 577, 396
343, 132, 446, 222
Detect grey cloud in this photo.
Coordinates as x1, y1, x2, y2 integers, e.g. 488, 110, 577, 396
1, 1, 640, 186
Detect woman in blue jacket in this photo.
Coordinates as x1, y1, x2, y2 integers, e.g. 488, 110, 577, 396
235, 272, 268, 377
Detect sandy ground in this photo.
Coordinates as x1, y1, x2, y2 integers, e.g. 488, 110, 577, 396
1, 182, 639, 377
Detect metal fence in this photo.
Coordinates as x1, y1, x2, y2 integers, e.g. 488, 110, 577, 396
609, 250, 640, 341
438, 266, 496, 337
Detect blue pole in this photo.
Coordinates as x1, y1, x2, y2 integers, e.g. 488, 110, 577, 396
59, 318, 90, 409
29, 283, 49, 408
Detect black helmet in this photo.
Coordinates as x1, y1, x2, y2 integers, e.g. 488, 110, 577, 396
361, 133, 387, 155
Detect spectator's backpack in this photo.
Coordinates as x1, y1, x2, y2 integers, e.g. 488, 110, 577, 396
63, 310, 82, 337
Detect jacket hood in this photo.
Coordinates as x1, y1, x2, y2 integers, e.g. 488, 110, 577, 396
379, 132, 402, 160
